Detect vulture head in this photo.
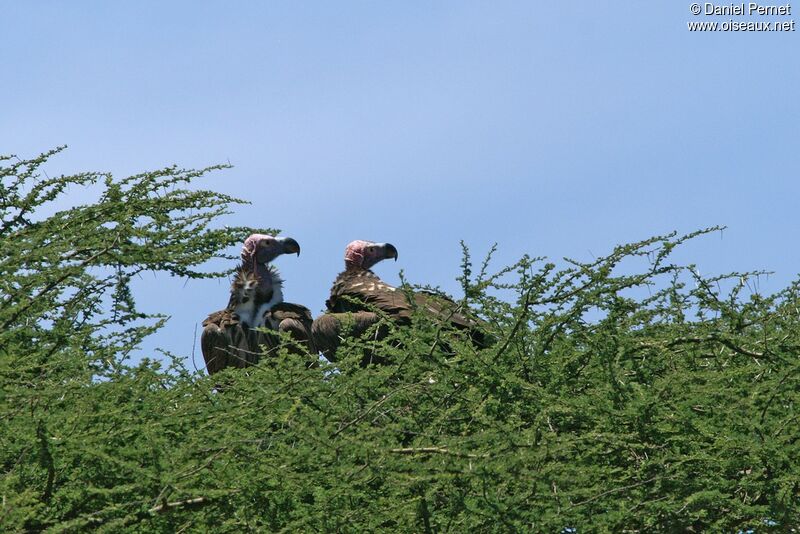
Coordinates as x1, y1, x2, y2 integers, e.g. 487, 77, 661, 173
344, 240, 398, 271
241, 234, 301, 271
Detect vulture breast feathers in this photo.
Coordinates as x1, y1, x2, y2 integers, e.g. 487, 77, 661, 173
201, 268, 265, 374
201, 234, 313, 375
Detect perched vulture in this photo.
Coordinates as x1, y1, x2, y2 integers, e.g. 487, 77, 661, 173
201, 234, 314, 375
312, 240, 486, 363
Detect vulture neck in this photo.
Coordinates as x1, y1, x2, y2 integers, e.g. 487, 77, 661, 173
241, 255, 278, 290
345, 262, 375, 273
252, 261, 275, 291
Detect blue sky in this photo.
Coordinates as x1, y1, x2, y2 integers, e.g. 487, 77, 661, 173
2, 2, 798, 369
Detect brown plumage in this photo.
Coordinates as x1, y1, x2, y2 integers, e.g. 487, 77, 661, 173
327, 268, 478, 329
265, 301, 316, 362
311, 310, 387, 363
312, 240, 486, 363
201, 234, 314, 375
201, 269, 267, 374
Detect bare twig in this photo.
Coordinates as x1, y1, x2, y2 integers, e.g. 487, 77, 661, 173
570, 475, 669, 508
149, 496, 208, 514
388, 447, 488, 459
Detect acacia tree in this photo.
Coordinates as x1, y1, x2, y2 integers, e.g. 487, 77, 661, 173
0, 148, 258, 528
1, 149, 799, 532
0, 147, 260, 371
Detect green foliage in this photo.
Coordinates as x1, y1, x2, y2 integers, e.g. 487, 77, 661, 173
2, 149, 799, 532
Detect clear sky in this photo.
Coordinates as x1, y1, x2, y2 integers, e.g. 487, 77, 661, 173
3, 2, 798, 369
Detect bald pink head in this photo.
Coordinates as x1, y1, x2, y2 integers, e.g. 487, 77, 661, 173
344, 240, 398, 270
241, 234, 301, 271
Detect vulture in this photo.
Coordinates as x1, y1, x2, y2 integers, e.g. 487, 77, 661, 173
201, 234, 314, 375
312, 240, 486, 363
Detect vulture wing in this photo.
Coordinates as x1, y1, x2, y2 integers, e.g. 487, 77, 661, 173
412, 290, 490, 347
201, 309, 260, 374
327, 270, 413, 322
266, 301, 316, 357
311, 310, 383, 362
413, 290, 478, 329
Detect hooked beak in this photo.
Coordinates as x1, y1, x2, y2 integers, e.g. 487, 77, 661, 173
280, 237, 301, 256
383, 243, 398, 261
